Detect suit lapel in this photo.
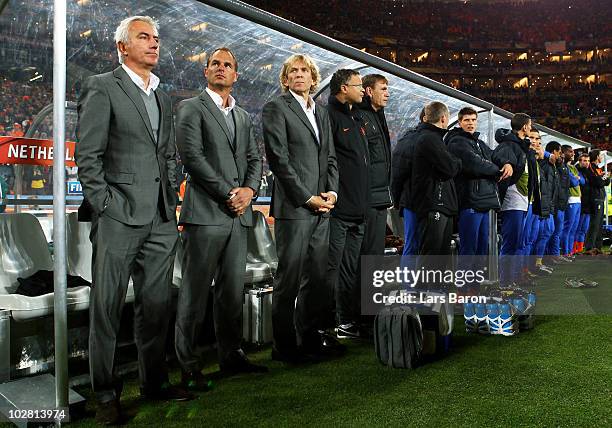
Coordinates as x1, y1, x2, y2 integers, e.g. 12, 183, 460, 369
113, 67, 156, 145
199, 91, 235, 152
314, 107, 325, 151
232, 108, 244, 152
284, 94, 318, 143
155, 91, 165, 150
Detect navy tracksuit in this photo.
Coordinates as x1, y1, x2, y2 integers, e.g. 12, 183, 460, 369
445, 128, 501, 257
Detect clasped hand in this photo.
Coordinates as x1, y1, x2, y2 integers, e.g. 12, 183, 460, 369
226, 187, 254, 216
307, 192, 336, 213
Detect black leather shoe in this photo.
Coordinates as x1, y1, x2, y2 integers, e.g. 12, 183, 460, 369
141, 383, 194, 402
181, 370, 213, 392
220, 350, 269, 375
95, 399, 121, 425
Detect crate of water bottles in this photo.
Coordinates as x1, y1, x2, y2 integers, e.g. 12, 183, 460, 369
463, 290, 536, 336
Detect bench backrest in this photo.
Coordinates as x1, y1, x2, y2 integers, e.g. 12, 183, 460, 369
0, 213, 53, 294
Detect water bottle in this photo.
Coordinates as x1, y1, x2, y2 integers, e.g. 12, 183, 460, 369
513, 297, 527, 314
528, 292, 536, 307
499, 302, 513, 319
464, 302, 475, 318
475, 303, 487, 319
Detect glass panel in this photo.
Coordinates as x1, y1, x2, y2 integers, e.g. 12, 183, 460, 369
0, 0, 589, 214
317, 65, 480, 146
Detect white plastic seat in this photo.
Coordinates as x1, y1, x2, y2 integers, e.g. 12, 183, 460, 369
3, 287, 91, 321
0, 213, 53, 295
66, 212, 93, 283
0, 213, 91, 321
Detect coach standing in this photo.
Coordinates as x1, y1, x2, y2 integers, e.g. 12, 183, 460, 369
174, 47, 266, 386
263, 54, 339, 362
75, 16, 190, 425
357, 74, 393, 256
326, 69, 369, 339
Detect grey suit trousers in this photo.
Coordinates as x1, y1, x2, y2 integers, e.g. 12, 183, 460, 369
272, 216, 329, 351
89, 204, 178, 403
175, 219, 247, 370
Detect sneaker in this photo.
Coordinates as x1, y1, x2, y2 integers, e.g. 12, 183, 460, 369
336, 323, 360, 339
564, 277, 583, 288
558, 255, 574, 263
536, 264, 554, 275
578, 278, 599, 288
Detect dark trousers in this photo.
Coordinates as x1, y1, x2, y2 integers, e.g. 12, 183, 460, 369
328, 217, 365, 325
175, 219, 247, 370
89, 210, 177, 403
361, 207, 387, 256
272, 216, 329, 352
416, 211, 453, 288
585, 200, 605, 250
418, 211, 453, 256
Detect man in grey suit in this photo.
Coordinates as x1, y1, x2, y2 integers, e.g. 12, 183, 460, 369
263, 54, 342, 363
75, 16, 191, 424
174, 47, 265, 387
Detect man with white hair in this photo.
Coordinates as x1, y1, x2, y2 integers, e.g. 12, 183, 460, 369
75, 16, 191, 424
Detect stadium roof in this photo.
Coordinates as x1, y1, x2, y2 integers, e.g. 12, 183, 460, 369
196, 0, 589, 148
1, 0, 592, 149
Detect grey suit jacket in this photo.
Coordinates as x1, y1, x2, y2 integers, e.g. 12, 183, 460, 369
262, 93, 338, 220
75, 66, 178, 226
176, 91, 262, 227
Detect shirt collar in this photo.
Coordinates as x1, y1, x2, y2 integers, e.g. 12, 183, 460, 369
121, 64, 160, 95
289, 90, 315, 112
205, 87, 235, 113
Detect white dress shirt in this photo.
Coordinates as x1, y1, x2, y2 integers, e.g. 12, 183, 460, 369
288, 90, 338, 204
121, 64, 160, 96
290, 89, 319, 142
205, 87, 236, 116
